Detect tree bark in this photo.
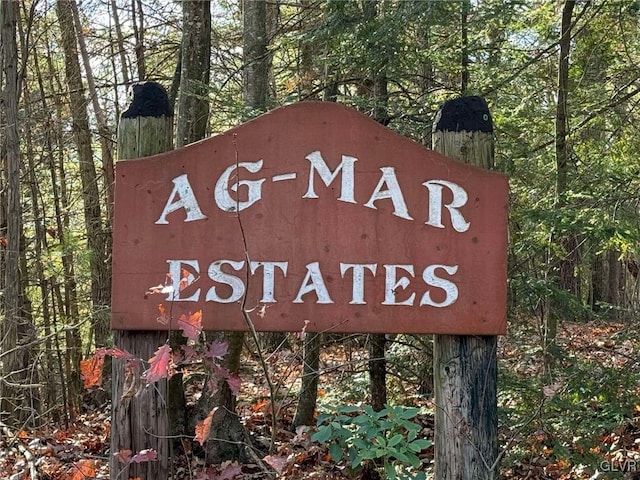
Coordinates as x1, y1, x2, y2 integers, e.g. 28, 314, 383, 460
110, 81, 174, 480
547, 0, 577, 352
70, 0, 115, 226
55, 0, 111, 353
176, 0, 211, 148
293, 333, 322, 427
243, 0, 269, 117
110, 0, 131, 86
0, 0, 37, 426
432, 96, 498, 480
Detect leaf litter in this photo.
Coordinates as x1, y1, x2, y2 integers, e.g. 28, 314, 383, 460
1, 320, 638, 479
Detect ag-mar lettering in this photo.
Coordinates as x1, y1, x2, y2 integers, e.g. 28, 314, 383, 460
154, 150, 471, 231
165, 259, 459, 307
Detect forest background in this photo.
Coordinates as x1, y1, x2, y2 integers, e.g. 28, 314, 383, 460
1, 0, 640, 479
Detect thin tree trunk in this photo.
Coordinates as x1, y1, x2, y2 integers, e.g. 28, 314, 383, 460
460, 0, 470, 95
131, 0, 146, 80
176, 0, 211, 148
70, 0, 115, 226
22, 74, 58, 418
0, 0, 37, 426
293, 333, 321, 427
547, 0, 576, 352
364, 0, 388, 411
110, 0, 131, 85
55, 0, 111, 354
37, 35, 83, 409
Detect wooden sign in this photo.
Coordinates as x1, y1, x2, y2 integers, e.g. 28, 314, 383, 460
111, 102, 508, 334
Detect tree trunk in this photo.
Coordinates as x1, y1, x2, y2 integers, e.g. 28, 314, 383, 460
176, 0, 211, 148
364, 0, 388, 411
70, 0, 115, 226
110, 81, 174, 480
0, 0, 38, 427
432, 96, 498, 480
243, 0, 269, 117
547, 0, 576, 351
131, 0, 146, 80
55, 0, 111, 353
460, 0, 470, 95
171, 0, 212, 444
36, 36, 83, 411
293, 333, 322, 427
110, 0, 131, 86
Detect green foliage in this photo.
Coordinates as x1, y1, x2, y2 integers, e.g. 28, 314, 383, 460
498, 323, 640, 474
312, 404, 430, 480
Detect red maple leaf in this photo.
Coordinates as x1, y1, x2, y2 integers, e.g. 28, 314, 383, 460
194, 408, 217, 446
143, 344, 173, 383
114, 449, 133, 464
107, 346, 134, 359
180, 344, 198, 363
226, 373, 242, 395
157, 303, 169, 325
178, 310, 202, 341
80, 354, 105, 389
205, 340, 228, 360
131, 448, 158, 463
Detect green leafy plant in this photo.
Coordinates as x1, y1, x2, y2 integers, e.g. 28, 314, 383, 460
311, 404, 431, 480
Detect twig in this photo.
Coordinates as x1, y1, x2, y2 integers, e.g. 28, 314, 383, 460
0, 421, 39, 480
231, 133, 280, 455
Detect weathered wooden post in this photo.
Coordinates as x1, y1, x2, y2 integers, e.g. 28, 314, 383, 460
110, 81, 173, 479
432, 96, 499, 480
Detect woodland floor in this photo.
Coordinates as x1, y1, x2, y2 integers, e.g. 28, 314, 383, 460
1, 319, 639, 480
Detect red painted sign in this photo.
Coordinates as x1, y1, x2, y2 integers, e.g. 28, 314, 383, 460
111, 102, 508, 334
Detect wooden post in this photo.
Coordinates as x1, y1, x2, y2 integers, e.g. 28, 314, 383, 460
432, 96, 499, 480
110, 82, 173, 480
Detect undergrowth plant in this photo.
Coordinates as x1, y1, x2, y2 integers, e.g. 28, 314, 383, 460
311, 404, 431, 480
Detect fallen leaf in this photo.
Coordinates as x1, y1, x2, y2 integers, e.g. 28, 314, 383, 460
219, 462, 242, 479
144, 344, 173, 383
264, 454, 288, 474
70, 459, 95, 480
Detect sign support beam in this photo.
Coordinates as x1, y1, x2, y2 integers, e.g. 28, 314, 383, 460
432, 96, 499, 480
110, 82, 174, 480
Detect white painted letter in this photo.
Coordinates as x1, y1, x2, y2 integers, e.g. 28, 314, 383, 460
303, 151, 357, 203
250, 261, 288, 302
206, 260, 246, 303
421, 264, 459, 307
364, 167, 413, 220
423, 180, 470, 232
166, 259, 200, 301
156, 174, 207, 224
293, 262, 333, 304
340, 263, 377, 304
215, 160, 266, 212
382, 264, 416, 305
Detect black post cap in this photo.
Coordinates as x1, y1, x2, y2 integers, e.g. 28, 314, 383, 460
121, 81, 173, 119
433, 96, 493, 133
